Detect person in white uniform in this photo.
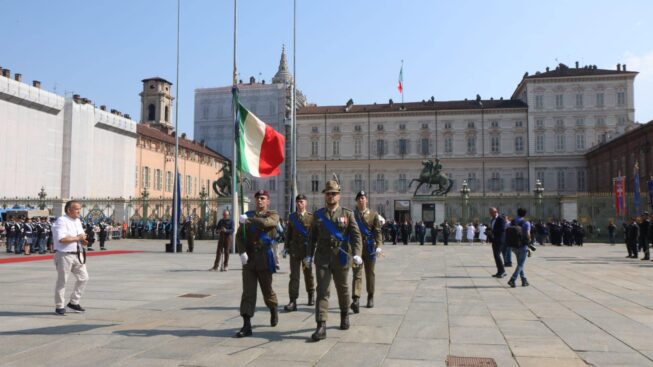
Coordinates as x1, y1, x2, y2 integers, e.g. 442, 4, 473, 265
466, 223, 475, 244
478, 223, 488, 244
52, 200, 89, 315
454, 223, 463, 243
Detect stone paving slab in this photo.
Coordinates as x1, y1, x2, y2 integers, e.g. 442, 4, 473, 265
1, 240, 653, 366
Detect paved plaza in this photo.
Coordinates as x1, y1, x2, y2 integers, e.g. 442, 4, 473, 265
1, 240, 653, 366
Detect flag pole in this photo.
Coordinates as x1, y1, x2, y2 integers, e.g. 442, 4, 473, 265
231, 0, 239, 254
171, 0, 181, 253
291, 0, 297, 208
401, 59, 404, 106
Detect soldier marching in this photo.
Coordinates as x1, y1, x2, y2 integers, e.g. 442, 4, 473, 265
283, 194, 315, 311
351, 190, 383, 312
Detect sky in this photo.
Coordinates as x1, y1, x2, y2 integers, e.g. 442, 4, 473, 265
3, 0, 653, 139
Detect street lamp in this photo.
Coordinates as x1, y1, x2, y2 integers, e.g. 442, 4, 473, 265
460, 179, 471, 224
534, 179, 544, 220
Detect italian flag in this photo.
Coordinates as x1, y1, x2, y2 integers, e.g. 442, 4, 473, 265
397, 63, 404, 94
237, 102, 285, 177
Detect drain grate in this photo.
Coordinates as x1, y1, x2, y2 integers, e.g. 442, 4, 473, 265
179, 293, 210, 298
446, 356, 497, 367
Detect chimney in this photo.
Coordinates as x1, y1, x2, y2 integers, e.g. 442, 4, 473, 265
14, 73, 22, 82
110, 109, 118, 114
73, 94, 81, 103
100, 105, 106, 111
623, 64, 627, 71
249, 76, 255, 84
124, 114, 131, 119
575, 61, 579, 68
545, 67, 549, 72
81, 98, 90, 104
261, 80, 265, 84
389, 99, 394, 106
2, 69, 10, 78
617, 63, 621, 71
32, 80, 41, 89
181, 133, 187, 139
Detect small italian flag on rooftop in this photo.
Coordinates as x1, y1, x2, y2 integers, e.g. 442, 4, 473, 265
397, 61, 404, 94
237, 102, 285, 177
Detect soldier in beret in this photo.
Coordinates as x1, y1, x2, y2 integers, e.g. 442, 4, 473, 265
307, 180, 362, 341
351, 191, 383, 312
284, 194, 315, 311
235, 190, 280, 338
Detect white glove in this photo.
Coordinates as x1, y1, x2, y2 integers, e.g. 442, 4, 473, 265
239, 214, 248, 224
377, 214, 386, 226
375, 247, 383, 255
239, 252, 248, 265
353, 255, 363, 265
303, 256, 313, 267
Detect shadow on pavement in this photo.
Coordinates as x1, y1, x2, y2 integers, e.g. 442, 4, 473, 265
0, 311, 61, 317
0, 323, 116, 335
447, 285, 504, 289
113, 327, 314, 342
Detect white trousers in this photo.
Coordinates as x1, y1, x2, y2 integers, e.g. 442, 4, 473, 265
54, 252, 89, 308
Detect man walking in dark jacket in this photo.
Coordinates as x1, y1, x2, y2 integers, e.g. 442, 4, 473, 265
488, 207, 506, 278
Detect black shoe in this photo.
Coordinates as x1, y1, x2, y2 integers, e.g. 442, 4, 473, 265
55, 308, 66, 316
100, 247, 106, 251
66, 302, 85, 313
340, 312, 350, 330
522, 278, 530, 287
311, 322, 326, 341
87, 248, 95, 251
350, 297, 360, 314
235, 317, 252, 338
270, 307, 278, 327
367, 295, 374, 308
504, 263, 513, 267
284, 299, 297, 312
508, 279, 516, 288
493, 272, 507, 278
642, 257, 651, 261
308, 292, 315, 306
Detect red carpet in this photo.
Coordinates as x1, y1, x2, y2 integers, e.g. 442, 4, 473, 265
0, 250, 144, 264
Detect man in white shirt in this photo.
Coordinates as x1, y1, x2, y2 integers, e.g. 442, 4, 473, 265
52, 200, 89, 315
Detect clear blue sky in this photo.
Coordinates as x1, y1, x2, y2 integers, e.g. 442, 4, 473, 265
3, 0, 653, 138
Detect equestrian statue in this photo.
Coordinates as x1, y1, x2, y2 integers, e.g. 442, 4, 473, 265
409, 158, 454, 196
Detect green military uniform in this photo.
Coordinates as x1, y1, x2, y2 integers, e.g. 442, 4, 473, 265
286, 211, 315, 302
352, 208, 382, 301
309, 205, 361, 322
237, 210, 280, 318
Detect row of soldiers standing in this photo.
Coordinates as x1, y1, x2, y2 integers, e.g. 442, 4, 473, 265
233, 179, 382, 341
4, 217, 53, 255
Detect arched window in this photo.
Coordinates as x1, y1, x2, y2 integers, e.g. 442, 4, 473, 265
165, 106, 169, 122
148, 104, 156, 121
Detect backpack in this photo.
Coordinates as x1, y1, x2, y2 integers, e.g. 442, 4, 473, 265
505, 220, 524, 248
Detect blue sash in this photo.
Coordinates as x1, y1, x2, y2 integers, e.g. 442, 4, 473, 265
355, 211, 376, 261
245, 211, 277, 273
289, 213, 309, 238
314, 209, 349, 266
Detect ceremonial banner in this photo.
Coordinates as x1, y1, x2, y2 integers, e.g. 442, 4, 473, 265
634, 162, 641, 215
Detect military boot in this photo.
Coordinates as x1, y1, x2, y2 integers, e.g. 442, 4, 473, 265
367, 295, 374, 308
311, 322, 326, 341
270, 307, 279, 327
350, 297, 360, 314
340, 311, 350, 330
284, 299, 297, 312
235, 316, 252, 338
307, 291, 315, 306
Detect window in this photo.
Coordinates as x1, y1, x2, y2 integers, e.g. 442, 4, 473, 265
536, 119, 544, 128
375, 174, 386, 193
467, 121, 475, 129
202, 104, 209, 120
575, 93, 583, 107
575, 118, 584, 126
164, 106, 169, 122
155, 169, 162, 191
354, 138, 362, 156
186, 175, 192, 195
515, 136, 524, 153
332, 139, 340, 156
490, 171, 502, 192
490, 135, 500, 154
467, 136, 476, 154
269, 179, 276, 192
420, 138, 429, 155
399, 123, 406, 130
535, 95, 544, 109
577, 169, 586, 191
166, 171, 172, 192
491, 121, 499, 128
311, 175, 319, 192
148, 104, 156, 121
597, 117, 606, 126
557, 170, 565, 191
514, 171, 525, 192
555, 94, 563, 109
142, 167, 150, 188
618, 116, 626, 126
377, 124, 384, 131
617, 91, 625, 106
467, 172, 477, 191
575, 134, 585, 150
311, 141, 319, 157
311, 126, 319, 133
537, 170, 545, 185
444, 122, 452, 129
354, 174, 363, 192
515, 120, 523, 128
536, 134, 545, 152
376, 139, 386, 157
354, 125, 362, 132
332, 126, 340, 133
444, 137, 453, 154
398, 139, 408, 155
398, 173, 407, 193
556, 134, 565, 152
596, 93, 604, 107
556, 119, 564, 128
421, 123, 429, 130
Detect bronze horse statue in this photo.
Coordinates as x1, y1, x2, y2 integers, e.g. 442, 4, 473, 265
212, 163, 251, 197
409, 159, 454, 196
